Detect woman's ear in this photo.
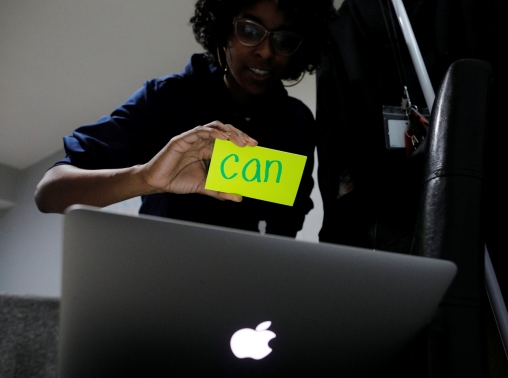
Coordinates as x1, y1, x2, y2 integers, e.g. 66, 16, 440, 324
217, 44, 228, 72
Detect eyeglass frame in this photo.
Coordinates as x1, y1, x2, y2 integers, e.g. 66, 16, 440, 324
232, 17, 304, 56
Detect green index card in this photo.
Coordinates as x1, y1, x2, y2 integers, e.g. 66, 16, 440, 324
205, 139, 307, 206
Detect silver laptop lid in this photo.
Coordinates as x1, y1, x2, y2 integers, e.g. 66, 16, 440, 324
58, 205, 456, 377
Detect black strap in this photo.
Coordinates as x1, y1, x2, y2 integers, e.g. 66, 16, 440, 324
378, 0, 409, 96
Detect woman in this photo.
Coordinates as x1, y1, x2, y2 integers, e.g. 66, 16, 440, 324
35, 0, 336, 237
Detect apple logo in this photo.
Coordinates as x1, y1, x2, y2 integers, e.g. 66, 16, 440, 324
230, 321, 276, 360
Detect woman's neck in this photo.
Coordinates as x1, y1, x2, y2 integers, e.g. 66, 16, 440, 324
223, 74, 271, 117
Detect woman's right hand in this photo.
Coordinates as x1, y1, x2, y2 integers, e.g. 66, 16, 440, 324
139, 121, 258, 201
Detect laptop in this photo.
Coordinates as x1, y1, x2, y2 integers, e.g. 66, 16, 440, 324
58, 205, 456, 377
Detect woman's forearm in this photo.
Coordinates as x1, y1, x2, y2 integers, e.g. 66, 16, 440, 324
34, 164, 158, 214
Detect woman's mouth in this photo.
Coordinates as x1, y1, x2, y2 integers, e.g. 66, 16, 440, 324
249, 67, 270, 76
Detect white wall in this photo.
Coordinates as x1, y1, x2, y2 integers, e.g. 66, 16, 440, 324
0, 151, 64, 296
0, 0, 202, 169
0, 163, 20, 208
286, 75, 323, 242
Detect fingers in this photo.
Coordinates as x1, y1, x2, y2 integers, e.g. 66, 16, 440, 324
175, 121, 257, 148
201, 188, 243, 202
171, 126, 219, 146
201, 121, 258, 147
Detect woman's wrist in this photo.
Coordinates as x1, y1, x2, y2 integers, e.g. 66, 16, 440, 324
127, 164, 164, 196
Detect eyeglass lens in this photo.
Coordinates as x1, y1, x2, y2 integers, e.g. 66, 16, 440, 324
235, 20, 302, 56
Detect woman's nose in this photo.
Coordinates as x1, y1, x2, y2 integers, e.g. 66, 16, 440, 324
254, 36, 274, 59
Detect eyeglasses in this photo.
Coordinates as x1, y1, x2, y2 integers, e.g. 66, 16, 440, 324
233, 18, 303, 56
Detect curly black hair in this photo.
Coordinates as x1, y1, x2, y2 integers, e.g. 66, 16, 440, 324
190, 0, 337, 81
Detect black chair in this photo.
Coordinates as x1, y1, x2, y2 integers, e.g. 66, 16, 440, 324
412, 59, 508, 377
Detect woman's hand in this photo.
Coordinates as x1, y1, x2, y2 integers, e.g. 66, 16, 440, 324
139, 121, 257, 201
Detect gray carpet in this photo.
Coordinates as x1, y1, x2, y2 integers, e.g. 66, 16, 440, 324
0, 294, 59, 378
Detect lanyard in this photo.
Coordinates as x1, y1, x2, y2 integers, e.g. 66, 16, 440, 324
378, 0, 429, 156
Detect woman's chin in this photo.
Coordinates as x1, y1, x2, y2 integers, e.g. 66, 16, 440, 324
225, 73, 278, 98
244, 77, 280, 96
